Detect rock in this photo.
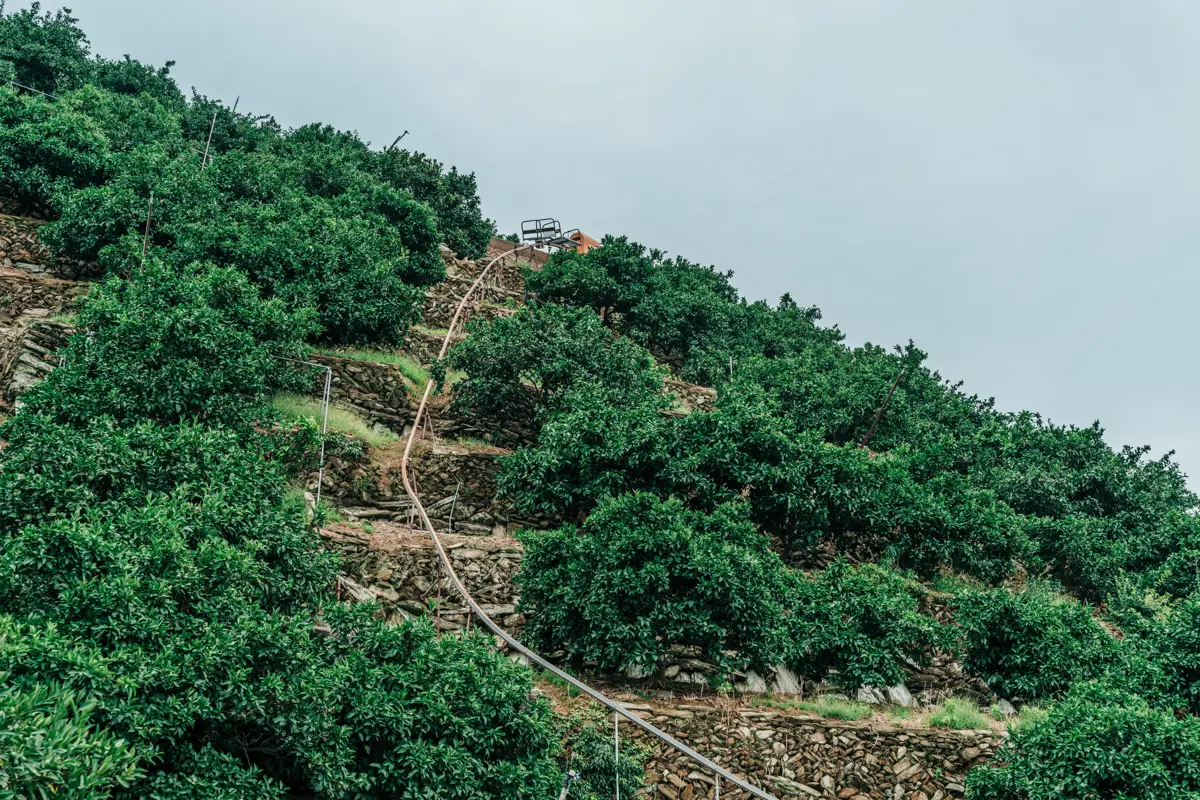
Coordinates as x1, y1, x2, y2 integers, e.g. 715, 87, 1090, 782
744, 670, 769, 693
858, 686, 887, 704
771, 776, 820, 797
770, 664, 803, 695
665, 664, 682, 679
995, 698, 1017, 717
960, 747, 981, 762
887, 683, 915, 707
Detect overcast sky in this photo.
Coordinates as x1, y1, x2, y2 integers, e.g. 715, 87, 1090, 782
22, 0, 1200, 485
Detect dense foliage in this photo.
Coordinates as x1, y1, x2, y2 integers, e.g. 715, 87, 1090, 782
0, 283, 562, 796
0, 3, 498, 342
443, 302, 663, 427
517, 494, 791, 675
787, 561, 947, 691
0, 677, 142, 799
966, 683, 1200, 800
955, 586, 1119, 701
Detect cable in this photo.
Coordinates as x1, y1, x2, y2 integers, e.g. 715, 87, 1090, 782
398, 243, 779, 800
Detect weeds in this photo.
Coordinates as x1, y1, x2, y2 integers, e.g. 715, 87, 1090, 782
311, 346, 431, 389
271, 392, 397, 447
929, 698, 988, 730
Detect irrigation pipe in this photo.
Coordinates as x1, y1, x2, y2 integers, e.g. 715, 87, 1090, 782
398, 244, 779, 800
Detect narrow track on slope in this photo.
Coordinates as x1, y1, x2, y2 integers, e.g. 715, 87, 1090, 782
398, 244, 779, 799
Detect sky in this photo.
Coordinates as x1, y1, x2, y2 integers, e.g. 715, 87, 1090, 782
19, 0, 1200, 485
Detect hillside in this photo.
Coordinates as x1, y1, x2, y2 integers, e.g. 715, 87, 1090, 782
3, 5, 1200, 800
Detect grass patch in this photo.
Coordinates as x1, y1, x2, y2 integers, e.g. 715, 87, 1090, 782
540, 669, 582, 698
796, 696, 873, 721
311, 346, 431, 388
413, 324, 451, 338
1008, 704, 1048, 734
929, 698, 989, 730
271, 392, 397, 447
49, 312, 78, 325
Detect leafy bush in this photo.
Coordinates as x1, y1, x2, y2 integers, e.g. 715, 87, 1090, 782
556, 707, 648, 800
955, 585, 1119, 700
498, 384, 673, 520
966, 682, 1200, 800
444, 302, 662, 425
0, 677, 142, 799
0, 414, 562, 797
20, 261, 316, 427
517, 493, 791, 675
786, 561, 947, 691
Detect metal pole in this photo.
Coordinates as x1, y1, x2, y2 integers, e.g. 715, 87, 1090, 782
315, 366, 332, 508
201, 109, 219, 169
387, 130, 409, 151
140, 191, 155, 267
614, 710, 620, 800
447, 479, 462, 531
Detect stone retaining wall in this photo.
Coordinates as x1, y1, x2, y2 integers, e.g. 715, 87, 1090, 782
401, 327, 460, 365
320, 439, 553, 531
309, 353, 420, 429
0, 269, 85, 320
322, 523, 526, 635
0, 214, 51, 269
422, 289, 517, 332
626, 703, 1001, 800
0, 214, 101, 280
0, 318, 72, 405
666, 379, 718, 413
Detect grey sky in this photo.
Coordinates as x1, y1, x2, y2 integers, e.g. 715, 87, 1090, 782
20, 0, 1200, 484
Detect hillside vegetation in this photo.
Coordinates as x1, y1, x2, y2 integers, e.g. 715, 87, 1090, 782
3, 4, 1200, 799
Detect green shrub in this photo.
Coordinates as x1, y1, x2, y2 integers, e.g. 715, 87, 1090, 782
0, 414, 559, 798
786, 561, 947, 691
498, 384, 673, 520
517, 493, 791, 675
0, 677, 142, 799
955, 585, 1118, 701
21, 261, 316, 428
966, 682, 1200, 800
444, 302, 663, 425
556, 707, 648, 800
929, 698, 988, 730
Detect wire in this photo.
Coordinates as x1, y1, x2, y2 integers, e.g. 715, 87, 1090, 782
398, 245, 779, 800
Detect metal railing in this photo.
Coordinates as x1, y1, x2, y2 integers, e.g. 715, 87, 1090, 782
398, 244, 778, 799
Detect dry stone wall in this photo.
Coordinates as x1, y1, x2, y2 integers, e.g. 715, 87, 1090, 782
0, 214, 51, 270
309, 353, 420, 429
0, 318, 72, 406
322, 522, 526, 635
320, 440, 553, 531
624, 703, 1001, 800
0, 214, 100, 280
0, 269, 85, 320
666, 379, 718, 413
